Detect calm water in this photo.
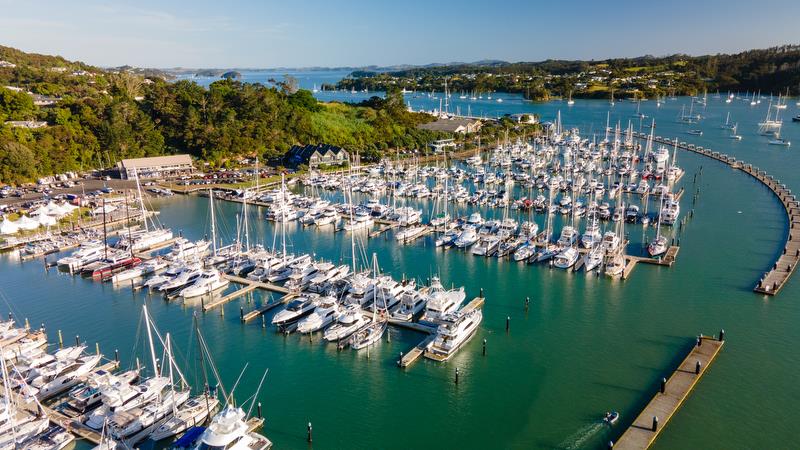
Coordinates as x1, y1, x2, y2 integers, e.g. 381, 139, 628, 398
2, 97, 800, 449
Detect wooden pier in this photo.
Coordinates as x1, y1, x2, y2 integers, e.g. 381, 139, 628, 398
369, 222, 398, 239
640, 133, 800, 296
399, 334, 435, 368
241, 292, 299, 322
614, 335, 724, 450
3, 359, 120, 445
201, 275, 291, 312
461, 296, 485, 313
133, 237, 179, 259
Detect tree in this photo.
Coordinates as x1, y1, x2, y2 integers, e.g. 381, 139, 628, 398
0, 87, 35, 121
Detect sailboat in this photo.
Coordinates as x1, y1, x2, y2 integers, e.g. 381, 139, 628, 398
347, 254, 387, 350
117, 168, 174, 251
720, 112, 736, 130
768, 126, 791, 146
648, 197, 668, 257
729, 123, 742, 140
174, 318, 271, 450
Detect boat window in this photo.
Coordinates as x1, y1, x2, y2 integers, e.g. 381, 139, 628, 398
197, 444, 225, 450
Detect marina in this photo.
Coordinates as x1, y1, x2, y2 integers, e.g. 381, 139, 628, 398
1, 95, 800, 449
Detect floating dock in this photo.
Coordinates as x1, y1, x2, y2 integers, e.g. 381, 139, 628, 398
614, 335, 725, 450
641, 133, 800, 296
399, 334, 436, 368
241, 292, 299, 322
202, 274, 291, 311
3, 359, 120, 445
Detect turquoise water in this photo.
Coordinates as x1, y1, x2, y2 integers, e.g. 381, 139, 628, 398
2, 97, 800, 449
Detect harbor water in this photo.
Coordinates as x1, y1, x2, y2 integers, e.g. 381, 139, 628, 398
2, 96, 800, 449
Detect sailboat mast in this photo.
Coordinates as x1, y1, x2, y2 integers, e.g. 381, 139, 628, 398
143, 305, 159, 376
133, 168, 149, 232
209, 189, 217, 256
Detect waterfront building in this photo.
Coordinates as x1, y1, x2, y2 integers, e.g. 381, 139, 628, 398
117, 154, 194, 179
286, 143, 349, 168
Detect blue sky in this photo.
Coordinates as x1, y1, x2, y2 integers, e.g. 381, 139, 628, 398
0, 0, 797, 68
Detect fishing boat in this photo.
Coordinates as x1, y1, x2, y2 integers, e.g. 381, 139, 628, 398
426, 308, 482, 361
391, 286, 427, 321
419, 277, 466, 324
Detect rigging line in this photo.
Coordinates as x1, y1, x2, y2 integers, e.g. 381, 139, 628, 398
245, 368, 269, 418
195, 327, 229, 404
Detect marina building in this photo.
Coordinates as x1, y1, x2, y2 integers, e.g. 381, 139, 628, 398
287, 144, 350, 168
117, 154, 194, 179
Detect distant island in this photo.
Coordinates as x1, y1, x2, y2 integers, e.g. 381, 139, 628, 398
221, 71, 241, 80
335, 45, 800, 101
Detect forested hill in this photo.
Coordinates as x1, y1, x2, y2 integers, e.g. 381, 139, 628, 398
0, 45, 440, 185
336, 45, 800, 100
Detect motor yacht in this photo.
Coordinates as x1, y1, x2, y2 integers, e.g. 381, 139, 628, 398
271, 295, 319, 326
178, 269, 230, 298
324, 305, 369, 341
187, 406, 271, 450
297, 296, 341, 333
553, 247, 579, 269
425, 309, 482, 361
419, 277, 466, 324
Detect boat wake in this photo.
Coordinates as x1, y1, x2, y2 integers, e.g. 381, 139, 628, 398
557, 421, 606, 450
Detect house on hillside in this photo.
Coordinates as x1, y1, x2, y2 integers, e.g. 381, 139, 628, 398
4, 120, 47, 129
417, 117, 482, 134
286, 144, 350, 168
